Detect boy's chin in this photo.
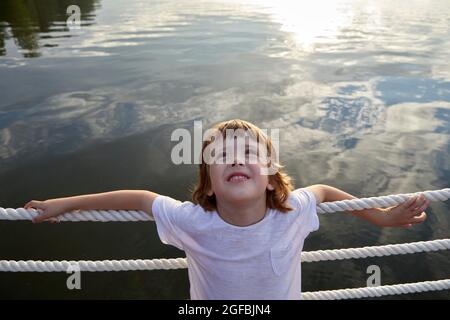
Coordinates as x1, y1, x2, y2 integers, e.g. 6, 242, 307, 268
224, 192, 263, 202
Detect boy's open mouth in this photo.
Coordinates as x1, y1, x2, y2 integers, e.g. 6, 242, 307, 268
226, 172, 250, 183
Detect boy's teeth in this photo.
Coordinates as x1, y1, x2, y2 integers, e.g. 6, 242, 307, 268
230, 175, 248, 181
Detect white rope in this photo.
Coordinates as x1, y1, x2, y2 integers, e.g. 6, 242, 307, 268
0, 208, 153, 222
302, 279, 450, 300
2, 189, 448, 299
316, 188, 450, 214
301, 238, 450, 262
0, 258, 187, 272
1, 188, 449, 222
2, 239, 449, 272
1, 261, 447, 299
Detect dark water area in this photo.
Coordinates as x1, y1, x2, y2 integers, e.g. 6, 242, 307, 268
0, 0, 449, 299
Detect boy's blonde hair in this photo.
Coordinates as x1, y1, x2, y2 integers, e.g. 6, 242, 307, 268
192, 119, 295, 212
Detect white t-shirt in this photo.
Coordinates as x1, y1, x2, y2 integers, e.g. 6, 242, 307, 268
151, 188, 319, 300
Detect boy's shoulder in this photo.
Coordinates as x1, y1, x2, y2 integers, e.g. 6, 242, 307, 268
288, 187, 309, 200
287, 188, 317, 213
154, 194, 199, 210
153, 194, 214, 218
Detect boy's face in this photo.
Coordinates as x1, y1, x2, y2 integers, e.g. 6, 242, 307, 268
206, 132, 274, 204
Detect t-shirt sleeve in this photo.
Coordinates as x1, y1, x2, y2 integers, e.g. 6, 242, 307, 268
151, 195, 188, 251
291, 188, 320, 235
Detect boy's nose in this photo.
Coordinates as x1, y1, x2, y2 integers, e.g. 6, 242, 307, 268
231, 154, 245, 166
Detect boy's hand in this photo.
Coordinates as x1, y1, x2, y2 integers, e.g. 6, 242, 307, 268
24, 199, 71, 224
378, 194, 429, 228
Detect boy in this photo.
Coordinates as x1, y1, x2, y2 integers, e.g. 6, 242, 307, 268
25, 119, 429, 299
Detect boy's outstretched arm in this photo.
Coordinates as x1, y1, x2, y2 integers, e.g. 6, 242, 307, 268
25, 190, 159, 223
305, 184, 429, 228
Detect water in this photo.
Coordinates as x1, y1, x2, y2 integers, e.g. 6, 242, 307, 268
1, 0, 450, 299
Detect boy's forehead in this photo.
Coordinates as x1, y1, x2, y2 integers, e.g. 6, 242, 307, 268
212, 128, 257, 140
212, 131, 262, 147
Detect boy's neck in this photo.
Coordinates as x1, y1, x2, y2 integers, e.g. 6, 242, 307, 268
216, 194, 268, 227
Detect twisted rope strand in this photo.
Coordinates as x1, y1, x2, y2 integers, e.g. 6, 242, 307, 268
301, 238, 450, 262
316, 188, 450, 214
0, 258, 188, 272
1, 188, 448, 221
0, 207, 153, 222
1, 238, 449, 272
302, 279, 450, 300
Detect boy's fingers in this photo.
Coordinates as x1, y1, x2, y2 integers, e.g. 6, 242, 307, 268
25, 200, 45, 210
405, 194, 427, 210
410, 212, 427, 224
402, 196, 418, 209
408, 202, 428, 217
32, 212, 52, 223
415, 197, 427, 207
410, 199, 430, 216
417, 203, 428, 214
48, 217, 61, 224
24, 200, 37, 209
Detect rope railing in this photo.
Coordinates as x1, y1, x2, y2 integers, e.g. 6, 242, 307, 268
0, 208, 153, 222
302, 278, 450, 300
316, 188, 450, 214
0, 258, 188, 272
1, 238, 449, 272
1, 188, 449, 222
1, 188, 449, 299
302, 238, 450, 262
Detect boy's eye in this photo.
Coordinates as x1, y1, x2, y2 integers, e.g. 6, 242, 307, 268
216, 149, 258, 162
